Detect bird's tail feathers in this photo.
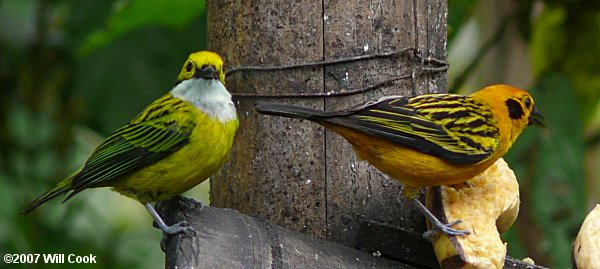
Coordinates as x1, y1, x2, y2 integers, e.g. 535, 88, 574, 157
255, 102, 344, 121
19, 176, 73, 215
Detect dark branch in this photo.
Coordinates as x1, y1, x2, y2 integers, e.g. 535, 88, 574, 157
158, 197, 550, 269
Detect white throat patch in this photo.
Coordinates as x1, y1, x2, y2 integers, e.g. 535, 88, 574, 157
170, 78, 237, 123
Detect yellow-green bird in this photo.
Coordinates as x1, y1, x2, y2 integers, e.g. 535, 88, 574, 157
21, 51, 239, 235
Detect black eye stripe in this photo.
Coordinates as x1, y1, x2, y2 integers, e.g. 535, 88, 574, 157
506, 99, 524, 120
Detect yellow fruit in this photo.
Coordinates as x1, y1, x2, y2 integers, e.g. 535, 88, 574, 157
426, 158, 519, 269
572, 204, 600, 269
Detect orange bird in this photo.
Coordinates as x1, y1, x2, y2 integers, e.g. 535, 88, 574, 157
255, 84, 544, 237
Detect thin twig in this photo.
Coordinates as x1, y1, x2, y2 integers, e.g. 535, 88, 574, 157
232, 74, 414, 98
422, 66, 450, 72
227, 42, 447, 98
225, 49, 416, 77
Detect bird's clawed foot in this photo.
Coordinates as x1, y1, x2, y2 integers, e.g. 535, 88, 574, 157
412, 199, 470, 241
145, 202, 197, 236
159, 221, 196, 251
159, 220, 196, 235
422, 219, 470, 241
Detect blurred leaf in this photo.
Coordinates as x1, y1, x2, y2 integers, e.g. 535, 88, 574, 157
448, 0, 479, 42
530, 5, 566, 77
78, 0, 204, 56
62, 1, 121, 48
533, 75, 585, 268
531, 4, 600, 123
75, 14, 206, 133
1, 0, 208, 267
561, 7, 600, 124
506, 74, 585, 268
0, 0, 36, 48
502, 228, 527, 262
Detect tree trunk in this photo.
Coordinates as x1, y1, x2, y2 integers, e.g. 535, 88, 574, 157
208, 0, 447, 248
208, 0, 327, 237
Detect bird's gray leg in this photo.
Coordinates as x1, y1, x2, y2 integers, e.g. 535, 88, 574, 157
412, 199, 470, 241
144, 203, 195, 235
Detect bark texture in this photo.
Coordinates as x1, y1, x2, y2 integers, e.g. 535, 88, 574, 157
208, 0, 447, 247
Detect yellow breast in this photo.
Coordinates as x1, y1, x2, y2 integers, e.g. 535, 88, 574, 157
326, 124, 499, 190
112, 108, 238, 203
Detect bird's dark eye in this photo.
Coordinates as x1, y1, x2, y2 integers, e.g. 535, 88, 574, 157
524, 97, 532, 109
186, 62, 193, 72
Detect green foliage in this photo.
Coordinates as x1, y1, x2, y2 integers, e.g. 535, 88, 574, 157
78, 0, 204, 56
527, 11, 599, 266
75, 24, 206, 133
0, 0, 208, 268
530, 5, 567, 77
532, 75, 586, 268
447, 0, 479, 42
530, 3, 600, 123
505, 75, 586, 268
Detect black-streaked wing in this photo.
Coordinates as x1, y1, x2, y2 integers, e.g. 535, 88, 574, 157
329, 94, 499, 164
66, 98, 194, 199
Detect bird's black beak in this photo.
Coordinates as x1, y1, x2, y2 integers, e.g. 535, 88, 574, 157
195, 65, 220, 80
529, 105, 545, 127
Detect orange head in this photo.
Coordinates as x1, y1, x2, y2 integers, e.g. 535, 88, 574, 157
470, 84, 544, 148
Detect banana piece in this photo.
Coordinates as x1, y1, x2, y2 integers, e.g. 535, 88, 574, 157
426, 158, 520, 269
572, 204, 600, 269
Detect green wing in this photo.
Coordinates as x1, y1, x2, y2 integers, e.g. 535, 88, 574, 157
66, 96, 194, 199
328, 94, 500, 164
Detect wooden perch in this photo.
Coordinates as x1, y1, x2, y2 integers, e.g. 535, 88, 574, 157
159, 197, 549, 269
158, 197, 416, 269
